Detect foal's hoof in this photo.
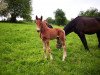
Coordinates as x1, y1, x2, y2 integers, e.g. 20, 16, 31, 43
44, 56, 47, 59
50, 56, 53, 60
62, 57, 66, 61
62, 59, 65, 61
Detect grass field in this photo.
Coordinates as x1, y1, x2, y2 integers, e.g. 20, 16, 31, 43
0, 22, 100, 75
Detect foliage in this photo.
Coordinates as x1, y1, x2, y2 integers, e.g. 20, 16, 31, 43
0, 23, 100, 75
0, 0, 8, 16
54, 9, 68, 26
79, 7, 100, 17
1, 0, 32, 22
46, 17, 55, 24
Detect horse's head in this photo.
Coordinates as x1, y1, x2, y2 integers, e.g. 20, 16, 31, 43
35, 15, 43, 32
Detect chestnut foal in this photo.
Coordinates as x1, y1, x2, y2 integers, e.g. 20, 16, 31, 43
35, 16, 67, 61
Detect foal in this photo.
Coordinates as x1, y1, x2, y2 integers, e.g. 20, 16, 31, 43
35, 16, 67, 61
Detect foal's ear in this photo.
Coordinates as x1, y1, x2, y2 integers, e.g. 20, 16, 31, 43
36, 15, 38, 20
41, 16, 43, 21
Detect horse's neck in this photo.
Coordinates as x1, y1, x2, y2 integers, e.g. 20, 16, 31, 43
41, 23, 49, 33
64, 21, 74, 35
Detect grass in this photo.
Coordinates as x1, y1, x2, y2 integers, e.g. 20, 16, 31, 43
0, 22, 100, 75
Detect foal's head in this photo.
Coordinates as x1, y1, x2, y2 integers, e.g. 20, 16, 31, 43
35, 15, 43, 32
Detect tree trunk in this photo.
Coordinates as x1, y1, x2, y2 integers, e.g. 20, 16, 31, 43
10, 13, 17, 22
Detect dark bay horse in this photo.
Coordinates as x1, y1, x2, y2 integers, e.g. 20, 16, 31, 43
35, 16, 67, 61
64, 16, 100, 50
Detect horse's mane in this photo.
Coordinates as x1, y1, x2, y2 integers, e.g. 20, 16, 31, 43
64, 17, 78, 30
42, 21, 48, 27
47, 24, 53, 28
43, 20, 53, 28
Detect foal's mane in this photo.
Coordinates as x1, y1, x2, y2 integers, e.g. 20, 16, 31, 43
42, 20, 49, 28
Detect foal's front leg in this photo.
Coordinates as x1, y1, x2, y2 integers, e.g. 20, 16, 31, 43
42, 41, 47, 59
46, 40, 53, 60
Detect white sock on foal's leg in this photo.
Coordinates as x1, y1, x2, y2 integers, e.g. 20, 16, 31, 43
62, 46, 67, 61
43, 48, 47, 59
44, 53, 47, 59
50, 54, 53, 60
62, 52, 67, 61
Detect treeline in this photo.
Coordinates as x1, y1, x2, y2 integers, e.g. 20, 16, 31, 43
47, 8, 100, 26
0, 0, 100, 25
47, 9, 69, 26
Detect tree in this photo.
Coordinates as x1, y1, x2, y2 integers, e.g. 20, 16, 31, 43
79, 7, 100, 17
0, 0, 8, 16
2, 0, 32, 22
46, 17, 55, 24
54, 9, 68, 25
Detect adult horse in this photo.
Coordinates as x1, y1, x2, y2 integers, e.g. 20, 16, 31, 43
35, 16, 67, 61
64, 16, 100, 50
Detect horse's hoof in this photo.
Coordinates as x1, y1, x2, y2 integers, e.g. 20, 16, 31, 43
98, 44, 100, 48
85, 47, 89, 51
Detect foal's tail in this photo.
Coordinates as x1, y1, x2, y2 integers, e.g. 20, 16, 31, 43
57, 29, 66, 40
56, 29, 66, 49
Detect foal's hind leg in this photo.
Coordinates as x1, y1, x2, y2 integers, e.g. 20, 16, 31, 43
62, 41, 67, 61
96, 32, 100, 48
60, 38, 67, 61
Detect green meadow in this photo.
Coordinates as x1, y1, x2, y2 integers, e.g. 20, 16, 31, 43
0, 22, 100, 75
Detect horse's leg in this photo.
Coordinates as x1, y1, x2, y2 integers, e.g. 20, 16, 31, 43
60, 38, 67, 61
56, 37, 62, 49
62, 41, 67, 61
96, 32, 100, 48
77, 33, 89, 50
46, 40, 53, 60
42, 41, 47, 59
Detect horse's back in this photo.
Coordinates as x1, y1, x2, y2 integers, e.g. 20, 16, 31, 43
54, 28, 65, 39
48, 28, 65, 39
54, 28, 65, 34
95, 17, 100, 22
75, 16, 100, 33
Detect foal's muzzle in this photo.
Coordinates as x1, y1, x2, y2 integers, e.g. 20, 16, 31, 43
37, 30, 40, 32
36, 28, 40, 32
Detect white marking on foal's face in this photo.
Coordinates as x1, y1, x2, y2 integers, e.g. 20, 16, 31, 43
36, 21, 41, 32
36, 27, 40, 32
